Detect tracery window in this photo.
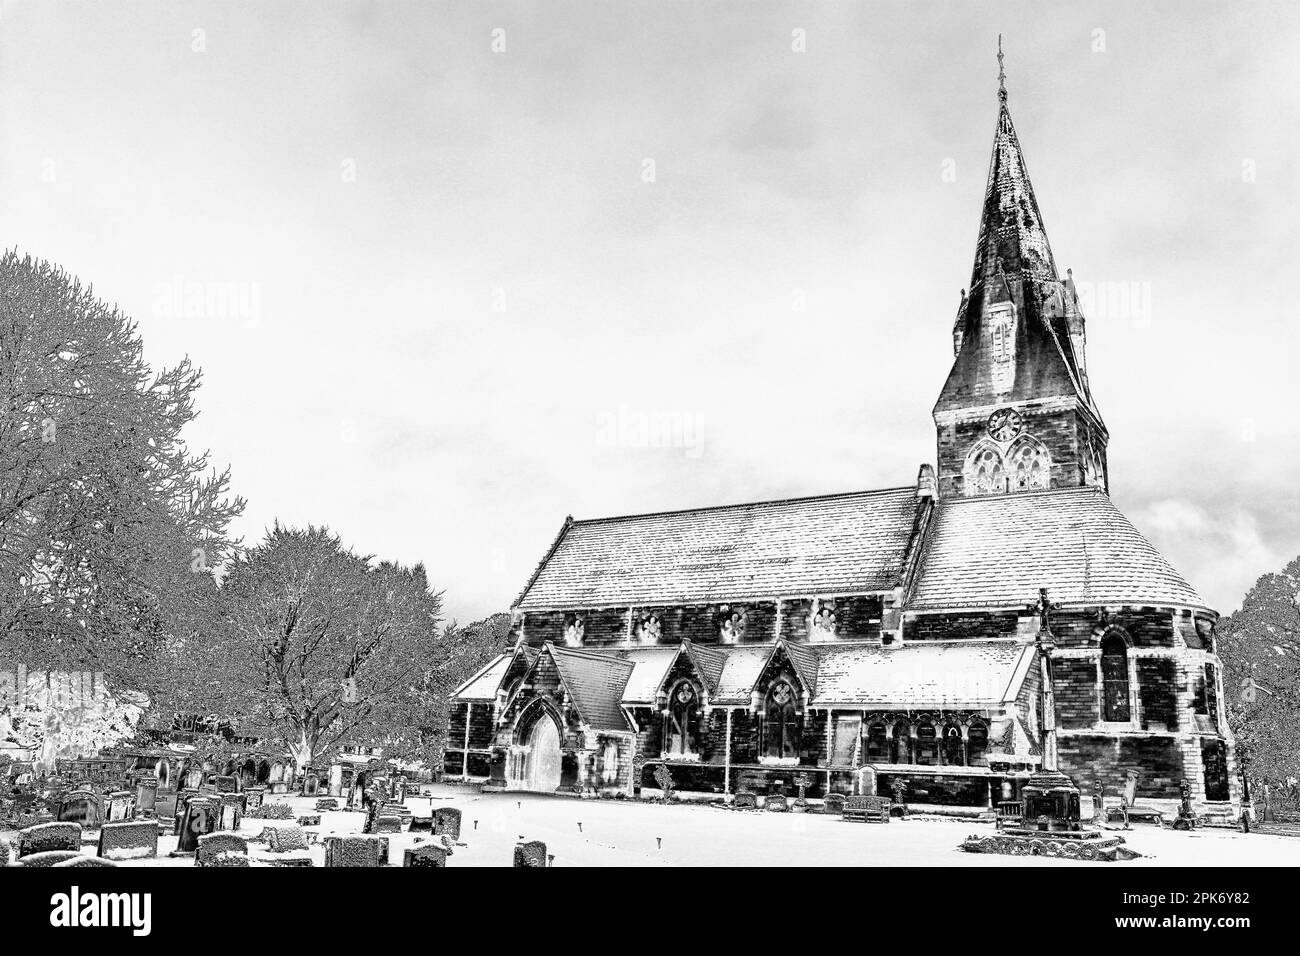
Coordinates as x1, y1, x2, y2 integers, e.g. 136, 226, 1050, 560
940, 722, 964, 765
1101, 634, 1131, 722
1008, 438, 1050, 492
664, 681, 701, 756
762, 681, 800, 759
865, 722, 889, 763
720, 609, 746, 644
811, 606, 836, 639
915, 720, 938, 766
967, 721, 989, 766
891, 719, 911, 764
965, 445, 1005, 496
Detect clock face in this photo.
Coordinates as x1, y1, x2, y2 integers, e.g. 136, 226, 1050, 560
987, 408, 1024, 442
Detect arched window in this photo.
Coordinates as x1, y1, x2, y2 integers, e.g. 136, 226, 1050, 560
1008, 438, 1050, 492
940, 722, 964, 766
891, 719, 911, 764
762, 680, 800, 759
915, 720, 938, 765
967, 721, 989, 766
664, 681, 701, 756
1101, 634, 1131, 722
865, 722, 889, 763
964, 445, 1005, 496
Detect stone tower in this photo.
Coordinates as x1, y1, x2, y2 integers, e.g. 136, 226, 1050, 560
933, 47, 1108, 499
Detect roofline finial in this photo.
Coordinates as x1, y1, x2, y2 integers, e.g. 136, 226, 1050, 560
997, 34, 1007, 102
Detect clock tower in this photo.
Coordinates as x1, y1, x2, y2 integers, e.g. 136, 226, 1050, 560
933, 44, 1108, 499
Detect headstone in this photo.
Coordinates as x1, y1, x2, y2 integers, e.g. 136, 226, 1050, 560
53, 855, 118, 867
17, 822, 82, 859
823, 793, 846, 814
97, 820, 159, 861
373, 814, 403, 834
297, 813, 322, 827
17, 849, 83, 867
404, 843, 449, 867
176, 797, 219, 853
324, 834, 387, 867
733, 791, 758, 810
214, 775, 238, 793
513, 840, 548, 867
244, 786, 265, 814
315, 797, 339, 811
217, 792, 243, 831
155, 789, 179, 823
265, 824, 309, 853
56, 789, 101, 827
135, 774, 159, 815
197, 832, 249, 867
432, 807, 462, 840
106, 790, 134, 823
303, 772, 320, 797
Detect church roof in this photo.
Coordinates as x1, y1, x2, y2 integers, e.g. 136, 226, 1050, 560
908, 486, 1208, 611
451, 653, 513, 701
546, 644, 635, 732
514, 487, 922, 611
812, 640, 1035, 708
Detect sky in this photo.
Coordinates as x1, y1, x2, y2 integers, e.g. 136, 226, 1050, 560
2, 1, 1298, 622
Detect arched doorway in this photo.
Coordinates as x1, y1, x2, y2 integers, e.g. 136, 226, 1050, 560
524, 715, 562, 793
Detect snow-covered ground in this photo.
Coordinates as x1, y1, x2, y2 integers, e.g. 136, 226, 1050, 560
6, 784, 1298, 866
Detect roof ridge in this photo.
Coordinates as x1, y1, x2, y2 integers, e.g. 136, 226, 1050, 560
570, 485, 916, 526
548, 642, 636, 669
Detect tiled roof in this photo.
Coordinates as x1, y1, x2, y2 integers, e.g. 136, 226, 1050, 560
609, 646, 678, 704
514, 488, 921, 610
908, 486, 1208, 611
811, 641, 1035, 707
712, 645, 774, 705
547, 645, 635, 732
452, 653, 512, 700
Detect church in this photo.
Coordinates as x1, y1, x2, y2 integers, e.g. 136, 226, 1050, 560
446, 61, 1240, 819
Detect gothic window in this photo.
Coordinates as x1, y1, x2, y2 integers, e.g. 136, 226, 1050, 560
967, 721, 989, 766
601, 740, 620, 785
1101, 634, 1131, 722
762, 681, 800, 759
664, 681, 701, 756
830, 716, 860, 765
865, 721, 889, 763
964, 445, 1005, 497
563, 615, 585, 647
1195, 663, 1220, 730
1008, 437, 1050, 492
1081, 437, 1104, 488
915, 719, 938, 766
637, 614, 662, 645
940, 722, 964, 766
811, 606, 836, 639
719, 608, 746, 644
891, 719, 911, 764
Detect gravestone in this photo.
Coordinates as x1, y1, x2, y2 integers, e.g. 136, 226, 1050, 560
197, 832, 249, 866
432, 807, 462, 841
733, 791, 758, 810
56, 789, 101, 828
265, 824, 309, 853
404, 843, 449, 867
513, 840, 548, 867
53, 855, 118, 867
217, 793, 243, 831
17, 822, 82, 859
97, 820, 159, 861
135, 774, 159, 815
17, 849, 83, 867
324, 834, 388, 867
303, 772, 320, 797
373, 814, 403, 834
176, 797, 219, 853
297, 814, 322, 827
106, 790, 134, 823
765, 793, 790, 812
315, 797, 339, 812
244, 786, 265, 814
155, 789, 179, 823
823, 793, 846, 814
214, 775, 238, 793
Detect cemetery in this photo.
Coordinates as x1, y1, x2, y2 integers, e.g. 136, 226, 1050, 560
3, 758, 1298, 867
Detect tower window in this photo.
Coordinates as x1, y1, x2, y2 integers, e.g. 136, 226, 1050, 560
964, 445, 1006, 496
1008, 437, 1051, 491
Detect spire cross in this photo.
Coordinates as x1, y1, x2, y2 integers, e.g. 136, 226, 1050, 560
997, 34, 1007, 101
